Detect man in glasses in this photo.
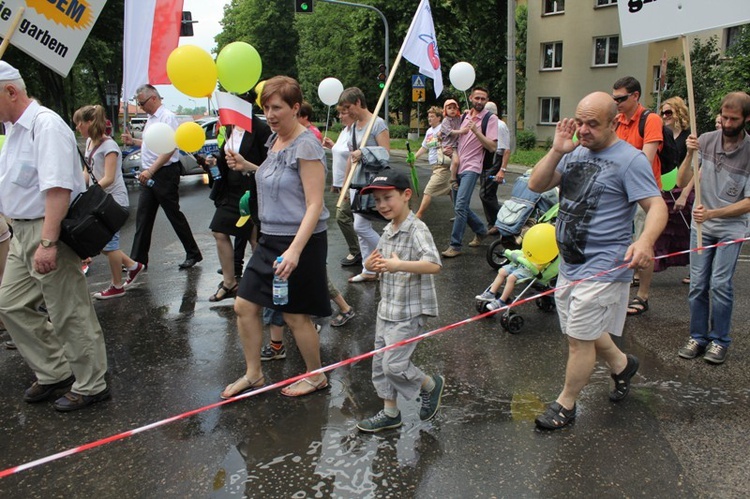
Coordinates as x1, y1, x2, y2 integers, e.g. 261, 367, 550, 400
612, 76, 664, 317
122, 84, 202, 270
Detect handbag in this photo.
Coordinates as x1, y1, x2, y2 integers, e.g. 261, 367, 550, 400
349, 126, 389, 221
59, 145, 129, 258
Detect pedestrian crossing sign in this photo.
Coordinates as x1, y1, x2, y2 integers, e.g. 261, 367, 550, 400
411, 75, 426, 88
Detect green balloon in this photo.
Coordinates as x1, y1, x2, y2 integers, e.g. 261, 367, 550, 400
216, 42, 262, 94
661, 168, 678, 191
0, 135, 5, 151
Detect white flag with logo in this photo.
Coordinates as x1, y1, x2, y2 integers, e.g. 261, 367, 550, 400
402, 0, 443, 97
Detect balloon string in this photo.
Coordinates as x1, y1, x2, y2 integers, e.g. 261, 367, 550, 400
324, 106, 331, 141
463, 90, 469, 111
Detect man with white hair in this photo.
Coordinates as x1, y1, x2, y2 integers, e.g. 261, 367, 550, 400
0, 61, 110, 412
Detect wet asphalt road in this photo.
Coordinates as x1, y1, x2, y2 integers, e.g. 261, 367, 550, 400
0, 157, 748, 498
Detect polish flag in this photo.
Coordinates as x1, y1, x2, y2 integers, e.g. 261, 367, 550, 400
123, 0, 184, 100
215, 91, 254, 133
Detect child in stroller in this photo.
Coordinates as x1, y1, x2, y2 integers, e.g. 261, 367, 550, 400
476, 223, 559, 334
476, 249, 548, 311
486, 170, 558, 270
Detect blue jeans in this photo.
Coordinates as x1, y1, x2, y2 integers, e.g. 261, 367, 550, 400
688, 230, 743, 347
450, 171, 487, 249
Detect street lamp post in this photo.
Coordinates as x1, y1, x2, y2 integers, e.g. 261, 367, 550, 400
318, 0, 389, 125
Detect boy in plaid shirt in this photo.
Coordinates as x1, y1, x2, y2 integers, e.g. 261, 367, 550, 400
356, 170, 445, 433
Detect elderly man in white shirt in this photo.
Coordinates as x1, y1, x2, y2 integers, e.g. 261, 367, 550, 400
0, 61, 109, 412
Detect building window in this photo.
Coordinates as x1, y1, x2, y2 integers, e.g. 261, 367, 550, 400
652, 65, 667, 93
593, 35, 619, 66
540, 97, 561, 124
543, 0, 564, 15
541, 42, 563, 70
595, 0, 617, 7
724, 26, 741, 53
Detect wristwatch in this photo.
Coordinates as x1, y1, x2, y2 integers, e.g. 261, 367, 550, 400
40, 239, 57, 248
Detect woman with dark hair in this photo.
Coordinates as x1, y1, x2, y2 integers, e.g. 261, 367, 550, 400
221, 76, 331, 398
208, 91, 271, 301
74, 105, 143, 299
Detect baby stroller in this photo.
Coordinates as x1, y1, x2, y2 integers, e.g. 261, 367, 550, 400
475, 248, 559, 334
486, 170, 558, 270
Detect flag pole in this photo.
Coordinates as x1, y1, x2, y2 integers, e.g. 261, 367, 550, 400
336, 0, 429, 208
0, 6, 24, 59
682, 34, 702, 251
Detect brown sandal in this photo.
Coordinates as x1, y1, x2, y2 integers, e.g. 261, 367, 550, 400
209, 282, 238, 302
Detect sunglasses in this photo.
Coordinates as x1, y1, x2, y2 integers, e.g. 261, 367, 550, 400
612, 93, 633, 104
137, 95, 154, 107
661, 109, 673, 117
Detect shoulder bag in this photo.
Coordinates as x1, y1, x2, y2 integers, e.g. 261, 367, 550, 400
59, 143, 130, 258
349, 125, 389, 221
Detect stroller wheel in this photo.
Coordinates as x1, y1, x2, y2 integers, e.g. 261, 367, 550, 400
486, 239, 509, 270
499, 312, 510, 330
507, 314, 525, 334
535, 296, 556, 312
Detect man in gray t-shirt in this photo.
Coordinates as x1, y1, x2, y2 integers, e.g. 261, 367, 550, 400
676, 91, 750, 365
528, 92, 667, 430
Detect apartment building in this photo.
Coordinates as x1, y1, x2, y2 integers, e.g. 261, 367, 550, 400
523, 0, 733, 143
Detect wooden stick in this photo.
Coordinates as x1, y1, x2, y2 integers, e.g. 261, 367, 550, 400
336, 1, 425, 208
682, 35, 703, 251
0, 6, 25, 59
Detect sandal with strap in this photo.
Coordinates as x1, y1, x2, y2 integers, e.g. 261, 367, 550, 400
280, 376, 328, 397
330, 308, 356, 327
209, 282, 238, 302
535, 401, 576, 430
610, 354, 640, 401
220, 375, 265, 400
626, 296, 649, 316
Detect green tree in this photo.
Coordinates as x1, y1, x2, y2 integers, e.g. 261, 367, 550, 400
2, 0, 124, 127
216, 0, 298, 80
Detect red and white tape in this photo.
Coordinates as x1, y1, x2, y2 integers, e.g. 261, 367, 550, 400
0, 236, 747, 478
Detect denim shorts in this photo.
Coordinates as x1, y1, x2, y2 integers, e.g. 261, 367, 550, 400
103, 231, 121, 252
262, 307, 285, 327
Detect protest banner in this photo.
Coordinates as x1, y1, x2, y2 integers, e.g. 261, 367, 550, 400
0, 0, 107, 77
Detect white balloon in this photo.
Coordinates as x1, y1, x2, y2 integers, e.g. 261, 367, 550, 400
318, 77, 344, 106
449, 62, 476, 91
143, 122, 176, 154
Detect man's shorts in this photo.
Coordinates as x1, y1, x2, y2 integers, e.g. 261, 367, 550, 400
555, 276, 629, 340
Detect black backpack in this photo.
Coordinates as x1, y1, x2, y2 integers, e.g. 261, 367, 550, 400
460, 111, 501, 171
637, 109, 679, 174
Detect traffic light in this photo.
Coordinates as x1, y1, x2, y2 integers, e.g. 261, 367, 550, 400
295, 0, 313, 13
377, 64, 386, 89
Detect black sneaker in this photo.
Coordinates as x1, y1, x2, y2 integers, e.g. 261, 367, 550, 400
356, 410, 402, 433
678, 339, 706, 359
703, 342, 728, 364
260, 344, 286, 361
419, 375, 445, 421
610, 354, 639, 402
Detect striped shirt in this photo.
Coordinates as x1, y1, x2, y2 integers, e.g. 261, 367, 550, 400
376, 212, 441, 321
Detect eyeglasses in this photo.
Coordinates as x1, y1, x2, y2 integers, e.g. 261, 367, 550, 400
661, 109, 673, 117
612, 93, 633, 104
137, 95, 154, 107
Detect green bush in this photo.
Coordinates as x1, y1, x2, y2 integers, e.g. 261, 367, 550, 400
330, 122, 343, 134
544, 136, 553, 150
389, 124, 410, 139
517, 130, 537, 150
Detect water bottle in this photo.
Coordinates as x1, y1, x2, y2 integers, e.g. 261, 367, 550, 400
488, 175, 506, 184
272, 256, 288, 305
136, 172, 155, 187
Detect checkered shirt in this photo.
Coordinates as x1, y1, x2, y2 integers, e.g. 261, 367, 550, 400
376, 212, 441, 321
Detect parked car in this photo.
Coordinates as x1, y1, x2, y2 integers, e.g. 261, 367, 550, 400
121, 146, 204, 178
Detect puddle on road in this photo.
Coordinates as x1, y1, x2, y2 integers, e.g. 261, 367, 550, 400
208, 369, 747, 497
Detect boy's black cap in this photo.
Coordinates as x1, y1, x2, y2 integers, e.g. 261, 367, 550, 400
360, 169, 411, 194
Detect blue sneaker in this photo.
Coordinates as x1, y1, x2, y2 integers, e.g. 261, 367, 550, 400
357, 410, 402, 433
419, 374, 445, 421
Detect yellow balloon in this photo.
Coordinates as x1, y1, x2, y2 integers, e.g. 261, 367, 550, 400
254, 80, 265, 108
522, 223, 558, 265
167, 45, 217, 98
174, 122, 206, 153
